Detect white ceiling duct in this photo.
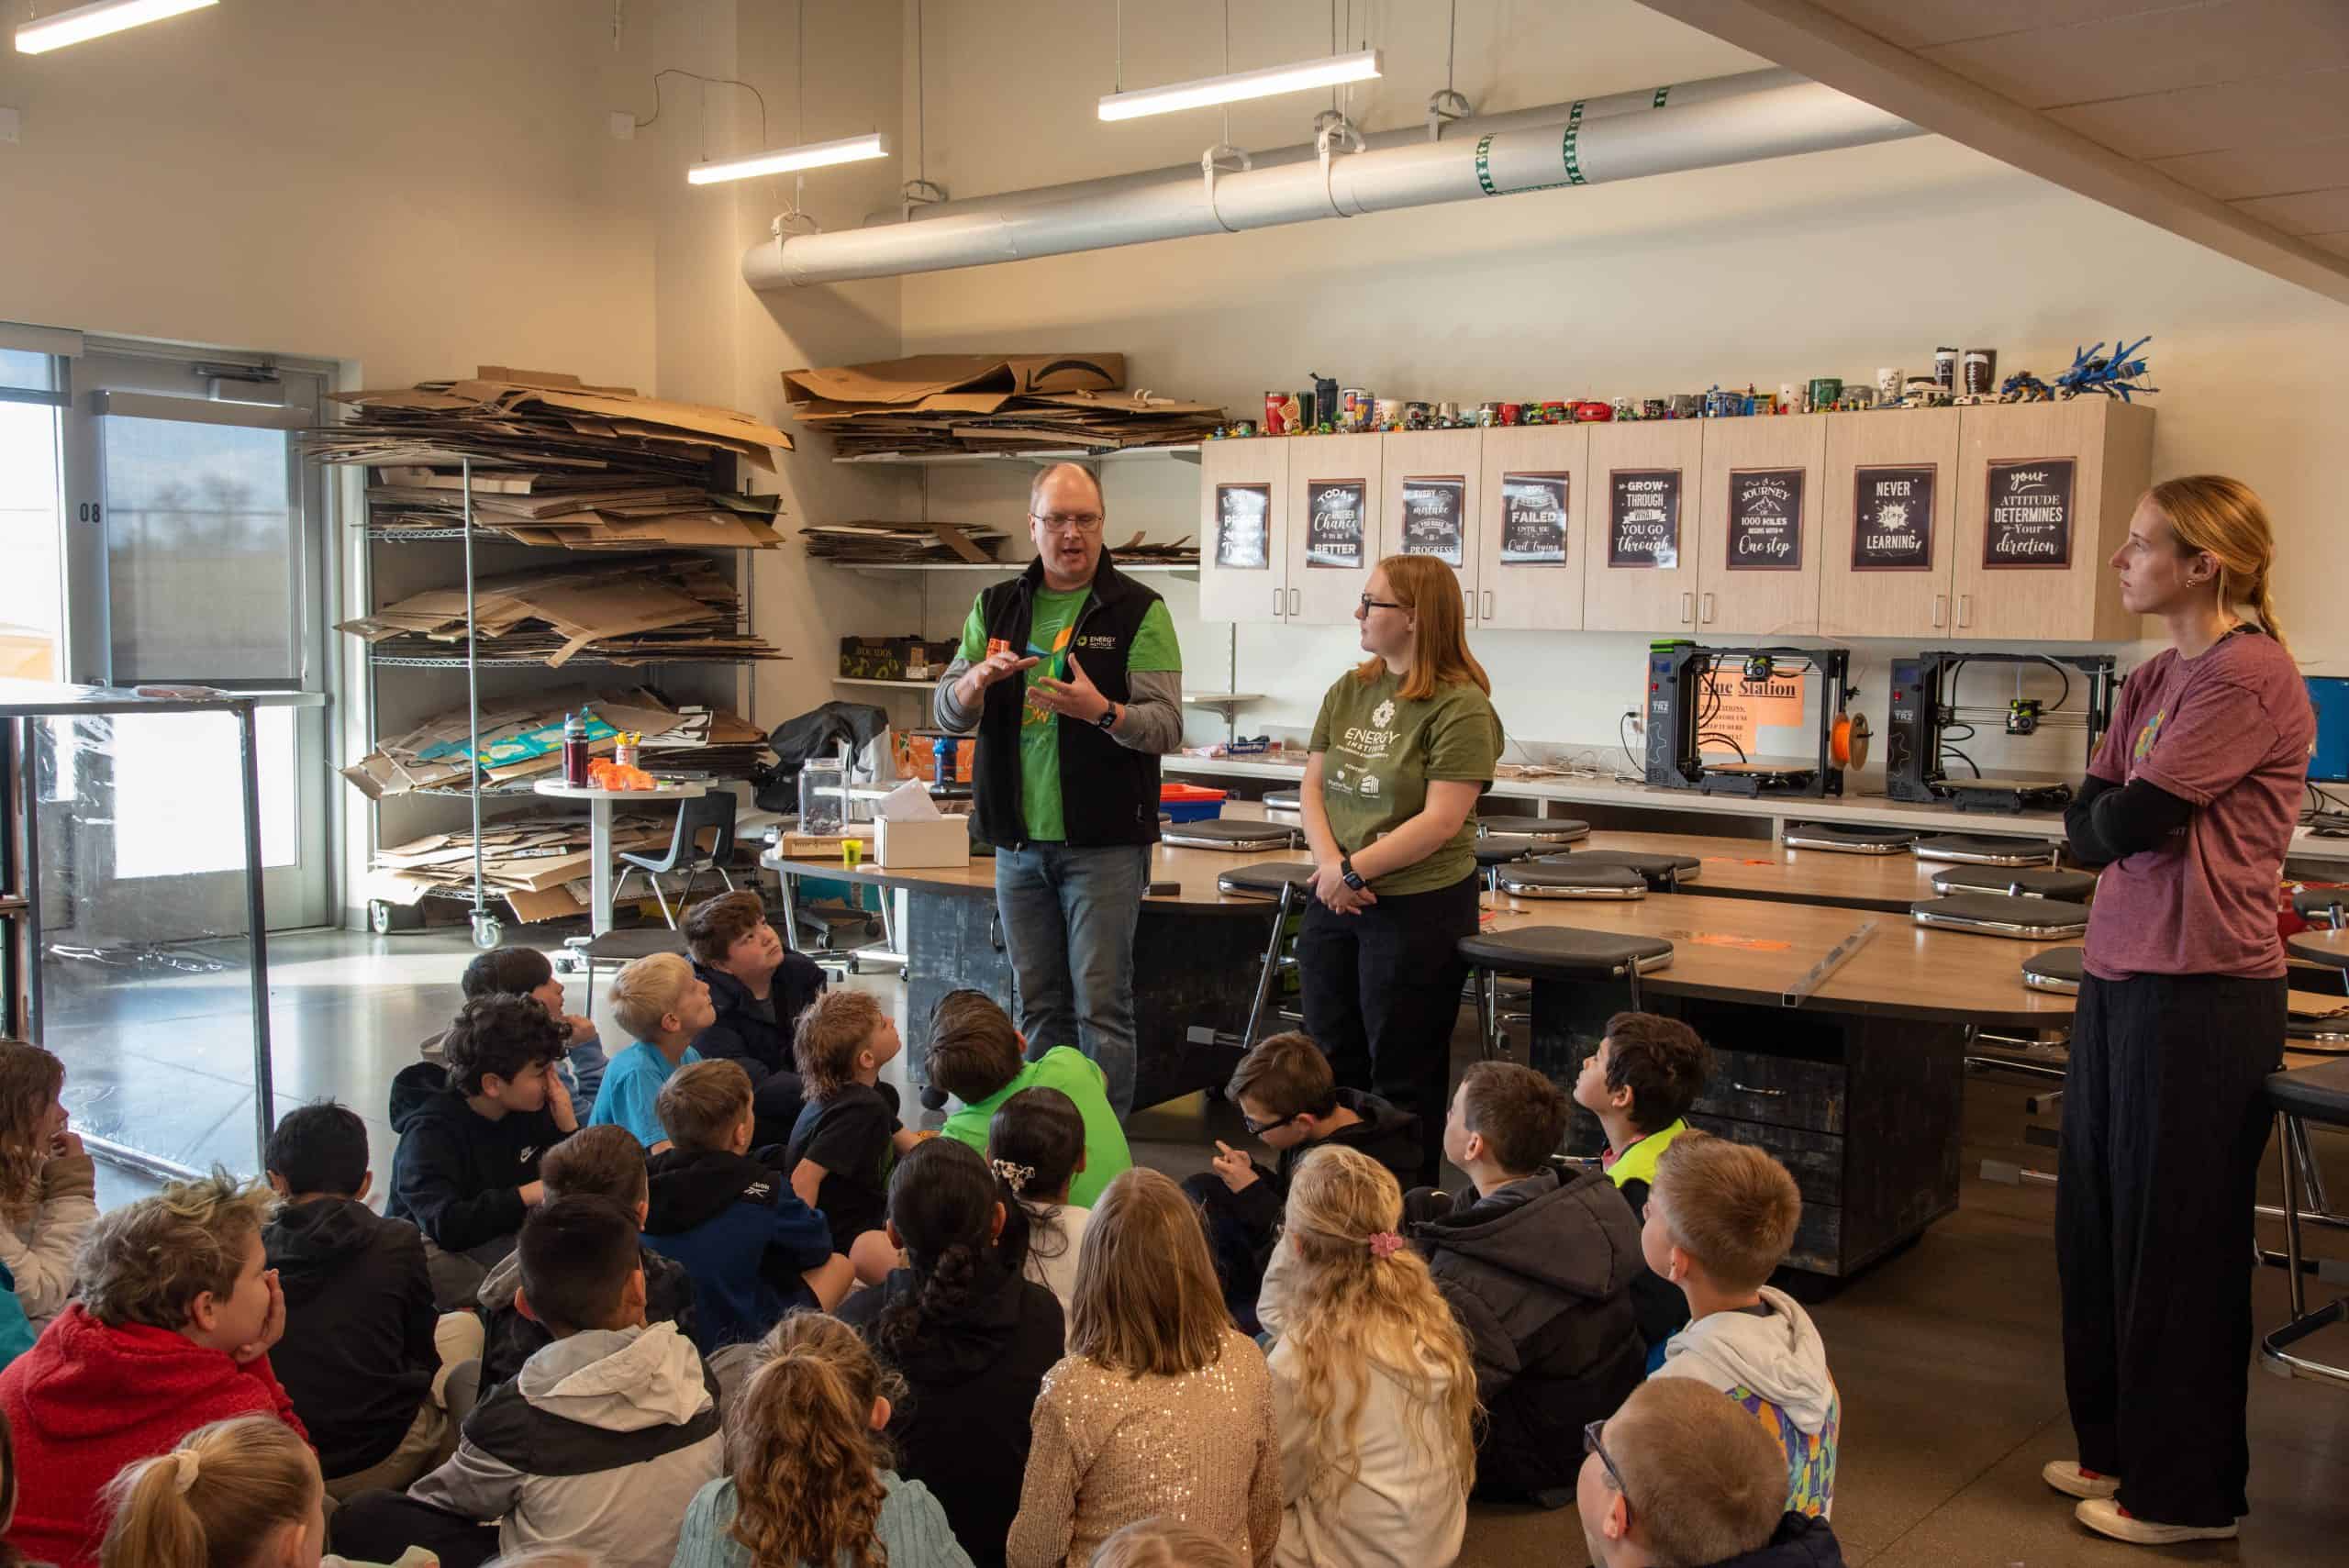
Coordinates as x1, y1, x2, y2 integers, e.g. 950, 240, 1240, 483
743, 71, 1919, 290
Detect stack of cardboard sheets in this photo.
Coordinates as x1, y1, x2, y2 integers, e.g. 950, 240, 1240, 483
783, 354, 1223, 458
800, 519, 1009, 563
342, 684, 771, 799
305, 367, 792, 550
338, 554, 784, 668
367, 813, 678, 924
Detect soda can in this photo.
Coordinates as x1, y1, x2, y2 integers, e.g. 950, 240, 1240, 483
1933, 347, 1958, 389
1963, 348, 1998, 396
1876, 367, 1902, 399
1263, 392, 1286, 435
1497, 402, 1522, 426
1343, 387, 1372, 428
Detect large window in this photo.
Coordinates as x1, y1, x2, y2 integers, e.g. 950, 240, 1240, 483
0, 348, 64, 681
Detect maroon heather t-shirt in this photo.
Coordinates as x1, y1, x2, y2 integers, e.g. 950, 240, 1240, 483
2082, 628, 2311, 980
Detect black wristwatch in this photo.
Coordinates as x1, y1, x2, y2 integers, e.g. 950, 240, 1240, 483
1095, 701, 1120, 732
1340, 856, 1367, 892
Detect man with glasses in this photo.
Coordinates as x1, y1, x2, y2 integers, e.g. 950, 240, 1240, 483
932, 462, 1183, 1118
1579, 1380, 1846, 1568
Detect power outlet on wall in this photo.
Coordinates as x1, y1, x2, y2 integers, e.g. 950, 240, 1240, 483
0, 107, 20, 145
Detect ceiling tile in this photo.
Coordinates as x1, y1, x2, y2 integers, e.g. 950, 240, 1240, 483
2046, 68, 2349, 159
1920, 2, 2349, 109
2230, 187, 2349, 232
2147, 137, 2349, 198
1808, 1, 2207, 53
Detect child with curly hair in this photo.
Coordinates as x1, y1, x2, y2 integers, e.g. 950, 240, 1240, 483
1258, 1145, 1478, 1568
671, 1311, 974, 1568
0, 1043, 96, 1336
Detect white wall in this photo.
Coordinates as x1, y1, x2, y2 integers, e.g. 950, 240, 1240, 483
852, 0, 2349, 781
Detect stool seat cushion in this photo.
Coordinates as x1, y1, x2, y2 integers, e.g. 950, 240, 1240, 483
1783, 823, 1917, 854
2021, 945, 2085, 992
1458, 926, 1675, 981
1496, 862, 1647, 898
1163, 819, 1299, 850
1475, 835, 1546, 865
1912, 893, 2090, 939
1263, 789, 1301, 809
1932, 865, 2099, 902
2288, 928, 2349, 970
1913, 833, 2058, 866
2286, 1016, 2349, 1053
2268, 1058, 2349, 1126
1487, 819, 1592, 842
1535, 849, 1699, 889
568, 929, 690, 962
2292, 885, 2349, 920
1217, 861, 1317, 895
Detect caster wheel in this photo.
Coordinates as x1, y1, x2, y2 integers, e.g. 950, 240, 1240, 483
471, 912, 504, 950
370, 900, 395, 935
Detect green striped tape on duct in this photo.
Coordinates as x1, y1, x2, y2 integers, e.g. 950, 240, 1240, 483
1475, 98, 1585, 197
1653, 84, 1670, 108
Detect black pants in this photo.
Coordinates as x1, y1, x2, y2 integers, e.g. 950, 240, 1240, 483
1182, 1166, 1276, 1332
2056, 970, 2282, 1528
328, 1491, 500, 1568
1297, 871, 1477, 1184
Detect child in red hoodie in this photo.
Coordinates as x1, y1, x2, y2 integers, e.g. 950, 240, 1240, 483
0, 1171, 304, 1568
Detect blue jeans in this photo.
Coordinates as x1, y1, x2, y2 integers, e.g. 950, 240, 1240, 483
994, 843, 1150, 1118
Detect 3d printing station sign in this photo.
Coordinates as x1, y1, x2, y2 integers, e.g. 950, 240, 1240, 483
1498, 472, 1570, 565
1214, 483, 1271, 570
1399, 475, 1466, 567
1853, 465, 1935, 570
1700, 666, 1809, 754
1724, 468, 1804, 571
1305, 479, 1367, 569
1983, 458, 2076, 569
1609, 469, 1681, 569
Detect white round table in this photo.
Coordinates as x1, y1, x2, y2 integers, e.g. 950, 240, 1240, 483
534, 779, 708, 935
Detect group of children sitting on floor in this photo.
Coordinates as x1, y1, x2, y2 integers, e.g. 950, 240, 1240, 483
0, 886, 1844, 1568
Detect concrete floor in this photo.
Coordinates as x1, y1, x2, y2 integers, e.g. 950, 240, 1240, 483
63, 926, 2349, 1566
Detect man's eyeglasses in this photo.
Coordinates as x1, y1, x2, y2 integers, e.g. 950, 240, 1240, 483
1032, 511, 1105, 535
1585, 1419, 1630, 1497
1241, 1109, 1299, 1136
1357, 594, 1405, 613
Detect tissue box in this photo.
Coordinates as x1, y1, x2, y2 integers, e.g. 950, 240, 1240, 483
876, 816, 971, 869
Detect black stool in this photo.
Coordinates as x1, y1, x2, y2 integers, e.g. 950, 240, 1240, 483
1493, 862, 1647, 900
2289, 1015, 2349, 1056
2020, 945, 2085, 995
1263, 788, 1302, 812
2294, 885, 2349, 930
1482, 818, 1592, 846
1932, 865, 2099, 902
2288, 927, 2349, 970
1215, 862, 1318, 1049
1162, 819, 1300, 851
1457, 927, 1675, 1062
1912, 892, 2090, 940
1783, 823, 1917, 855
2262, 1059, 2349, 1387
1474, 835, 1542, 896
1536, 848, 1700, 893
559, 929, 691, 1024
1913, 833, 2058, 866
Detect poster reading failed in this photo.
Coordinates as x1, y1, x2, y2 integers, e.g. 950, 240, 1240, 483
1498, 472, 1570, 565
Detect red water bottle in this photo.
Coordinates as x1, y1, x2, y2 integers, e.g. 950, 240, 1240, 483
562, 711, 590, 786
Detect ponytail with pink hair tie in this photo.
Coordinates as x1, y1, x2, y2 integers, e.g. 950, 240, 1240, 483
1368, 1230, 1404, 1260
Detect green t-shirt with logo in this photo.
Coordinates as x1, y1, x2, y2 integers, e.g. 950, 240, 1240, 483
1308, 667, 1502, 895
957, 588, 1182, 842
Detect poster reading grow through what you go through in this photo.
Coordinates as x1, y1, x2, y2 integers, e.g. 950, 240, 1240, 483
1215, 483, 1270, 570
1399, 475, 1465, 567
1609, 469, 1681, 569
1499, 473, 1570, 565
1305, 479, 1366, 569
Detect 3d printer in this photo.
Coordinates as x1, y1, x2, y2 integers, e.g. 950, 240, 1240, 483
1642, 642, 1862, 799
1886, 651, 2117, 813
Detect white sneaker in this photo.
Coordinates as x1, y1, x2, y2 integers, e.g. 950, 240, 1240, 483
2042, 1461, 2121, 1500
2076, 1497, 2238, 1544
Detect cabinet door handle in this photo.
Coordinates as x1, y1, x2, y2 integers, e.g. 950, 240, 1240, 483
1483, 589, 1495, 619
1932, 594, 1948, 628
1680, 591, 1694, 624
1289, 588, 1302, 617
1700, 592, 1716, 624
1731, 1081, 1788, 1098
1274, 586, 1285, 619
1958, 593, 1974, 628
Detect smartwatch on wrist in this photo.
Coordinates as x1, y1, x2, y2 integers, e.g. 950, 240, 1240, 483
1340, 856, 1367, 892
1095, 701, 1119, 731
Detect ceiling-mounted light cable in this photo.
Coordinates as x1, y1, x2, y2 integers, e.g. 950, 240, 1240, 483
1098, 47, 1379, 121
15, 0, 214, 54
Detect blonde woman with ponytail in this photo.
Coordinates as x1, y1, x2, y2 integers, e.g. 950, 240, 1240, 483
99, 1416, 430, 1568
1255, 1145, 1477, 1568
671, 1312, 974, 1568
2047, 475, 2313, 1548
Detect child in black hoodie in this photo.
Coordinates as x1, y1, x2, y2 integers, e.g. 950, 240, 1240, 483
474, 1123, 706, 1392
262, 1101, 452, 1498
388, 994, 578, 1311
838, 1137, 1063, 1568
1406, 1061, 1646, 1510
1179, 1030, 1420, 1331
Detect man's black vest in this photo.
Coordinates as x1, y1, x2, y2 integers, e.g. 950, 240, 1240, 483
971, 553, 1163, 849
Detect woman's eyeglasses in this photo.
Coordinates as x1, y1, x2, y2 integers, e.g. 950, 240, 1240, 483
1357, 594, 1405, 613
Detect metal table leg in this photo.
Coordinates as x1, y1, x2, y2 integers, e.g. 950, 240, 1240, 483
589, 794, 616, 936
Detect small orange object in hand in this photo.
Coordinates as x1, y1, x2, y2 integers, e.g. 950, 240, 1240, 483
587, 759, 658, 791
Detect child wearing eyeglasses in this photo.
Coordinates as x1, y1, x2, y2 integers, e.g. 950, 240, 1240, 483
1177, 1031, 1419, 1333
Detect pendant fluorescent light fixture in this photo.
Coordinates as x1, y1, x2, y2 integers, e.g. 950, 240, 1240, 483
1098, 47, 1380, 122
687, 131, 889, 186
15, 0, 216, 54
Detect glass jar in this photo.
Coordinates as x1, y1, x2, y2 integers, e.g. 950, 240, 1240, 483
798, 760, 846, 836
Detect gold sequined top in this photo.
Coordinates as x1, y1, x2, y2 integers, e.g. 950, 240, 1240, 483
1005, 1329, 1282, 1568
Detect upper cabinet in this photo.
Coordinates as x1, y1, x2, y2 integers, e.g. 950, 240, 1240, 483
1381, 430, 1486, 619
1584, 421, 1706, 634
1819, 407, 1963, 640
1198, 437, 1290, 624
1475, 424, 1589, 631
1286, 433, 1383, 625
1950, 399, 2154, 642
1696, 414, 1826, 638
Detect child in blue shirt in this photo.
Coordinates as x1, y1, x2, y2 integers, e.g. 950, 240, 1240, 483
589, 952, 716, 1152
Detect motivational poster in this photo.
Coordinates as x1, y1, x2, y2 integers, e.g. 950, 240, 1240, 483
1498, 472, 1571, 565
1852, 465, 1935, 570
1399, 475, 1466, 567
1609, 469, 1682, 570
1983, 459, 2076, 569
1724, 468, 1804, 571
1304, 479, 1367, 569
1213, 483, 1270, 570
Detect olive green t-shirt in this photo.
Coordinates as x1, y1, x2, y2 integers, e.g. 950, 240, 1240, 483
1308, 667, 1502, 895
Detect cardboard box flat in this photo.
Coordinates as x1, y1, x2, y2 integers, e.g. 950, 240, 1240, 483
784, 353, 1126, 409
877, 816, 971, 870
